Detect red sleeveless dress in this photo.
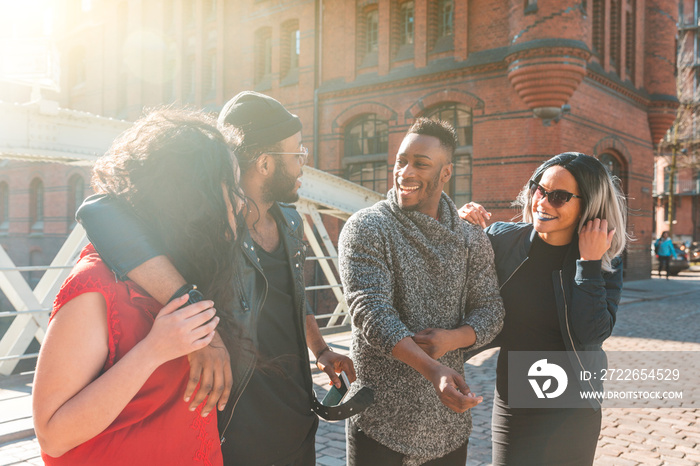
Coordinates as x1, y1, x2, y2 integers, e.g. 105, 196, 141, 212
42, 245, 223, 466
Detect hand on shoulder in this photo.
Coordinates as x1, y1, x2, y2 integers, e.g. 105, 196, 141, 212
458, 202, 491, 228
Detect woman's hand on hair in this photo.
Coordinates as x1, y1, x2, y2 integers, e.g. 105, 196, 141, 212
458, 202, 491, 228
579, 218, 615, 261
142, 295, 219, 376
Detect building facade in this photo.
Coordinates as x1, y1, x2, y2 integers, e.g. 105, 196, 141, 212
652, 0, 700, 246
1, 0, 685, 281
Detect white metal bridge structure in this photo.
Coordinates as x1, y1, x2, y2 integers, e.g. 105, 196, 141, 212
0, 100, 384, 375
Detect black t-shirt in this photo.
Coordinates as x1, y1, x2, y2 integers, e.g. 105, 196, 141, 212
496, 234, 570, 401
224, 237, 315, 465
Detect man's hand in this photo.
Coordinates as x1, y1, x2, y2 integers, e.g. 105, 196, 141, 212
185, 331, 233, 417
427, 364, 483, 413
413, 328, 457, 360
316, 349, 357, 388
306, 315, 357, 388
414, 326, 477, 360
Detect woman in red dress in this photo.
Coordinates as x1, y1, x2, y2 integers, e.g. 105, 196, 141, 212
33, 108, 245, 465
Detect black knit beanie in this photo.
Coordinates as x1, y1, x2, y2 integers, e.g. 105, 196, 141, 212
218, 91, 302, 147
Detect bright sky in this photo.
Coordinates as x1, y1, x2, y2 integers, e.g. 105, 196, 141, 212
0, 0, 54, 38
0, 0, 59, 88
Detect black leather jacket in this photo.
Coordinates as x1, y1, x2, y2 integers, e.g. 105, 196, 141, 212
76, 194, 313, 442
472, 221, 623, 409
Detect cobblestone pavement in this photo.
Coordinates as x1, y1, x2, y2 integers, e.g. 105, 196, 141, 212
1, 273, 699, 465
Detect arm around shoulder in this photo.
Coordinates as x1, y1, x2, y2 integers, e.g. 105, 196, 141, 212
77, 194, 166, 280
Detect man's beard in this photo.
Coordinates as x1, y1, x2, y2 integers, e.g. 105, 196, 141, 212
263, 160, 300, 204
396, 168, 442, 212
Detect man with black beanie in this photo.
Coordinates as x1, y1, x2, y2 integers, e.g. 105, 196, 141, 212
76, 91, 356, 465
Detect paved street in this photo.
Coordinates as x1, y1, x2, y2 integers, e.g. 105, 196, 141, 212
1, 272, 699, 465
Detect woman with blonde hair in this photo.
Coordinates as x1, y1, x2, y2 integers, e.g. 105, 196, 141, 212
459, 152, 627, 465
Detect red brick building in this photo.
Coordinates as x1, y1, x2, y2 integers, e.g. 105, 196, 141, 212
1, 0, 685, 281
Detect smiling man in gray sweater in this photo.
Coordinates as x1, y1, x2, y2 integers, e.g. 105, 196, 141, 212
339, 118, 505, 466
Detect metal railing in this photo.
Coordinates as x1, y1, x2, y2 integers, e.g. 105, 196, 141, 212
0, 253, 350, 365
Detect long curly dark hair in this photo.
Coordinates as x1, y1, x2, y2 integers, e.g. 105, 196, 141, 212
92, 108, 247, 352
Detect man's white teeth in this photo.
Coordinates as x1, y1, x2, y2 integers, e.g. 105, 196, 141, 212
400, 184, 419, 192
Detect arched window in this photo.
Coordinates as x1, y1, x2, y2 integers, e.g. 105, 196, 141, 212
424, 103, 473, 146
599, 152, 627, 193
423, 103, 473, 207
600, 153, 621, 178
344, 114, 389, 194
29, 178, 44, 234
0, 181, 8, 234
67, 175, 85, 228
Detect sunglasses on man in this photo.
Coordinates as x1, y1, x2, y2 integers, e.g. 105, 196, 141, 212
529, 180, 582, 208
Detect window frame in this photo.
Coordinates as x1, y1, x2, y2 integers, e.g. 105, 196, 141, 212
343, 114, 390, 193
422, 103, 474, 205
399, 1, 415, 46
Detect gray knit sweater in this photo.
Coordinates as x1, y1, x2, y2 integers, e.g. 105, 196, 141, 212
339, 189, 504, 465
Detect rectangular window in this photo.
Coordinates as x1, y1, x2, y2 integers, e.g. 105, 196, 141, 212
291, 29, 300, 69
281, 21, 300, 81
449, 154, 472, 207
347, 162, 388, 194
366, 10, 379, 53
609, 0, 621, 72
438, 0, 454, 38
624, 0, 635, 80
400, 2, 414, 45
592, 0, 604, 56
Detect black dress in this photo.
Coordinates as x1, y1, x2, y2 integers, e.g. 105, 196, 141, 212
491, 235, 601, 466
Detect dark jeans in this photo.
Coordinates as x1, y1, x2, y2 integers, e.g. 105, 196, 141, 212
347, 422, 469, 466
658, 255, 671, 276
